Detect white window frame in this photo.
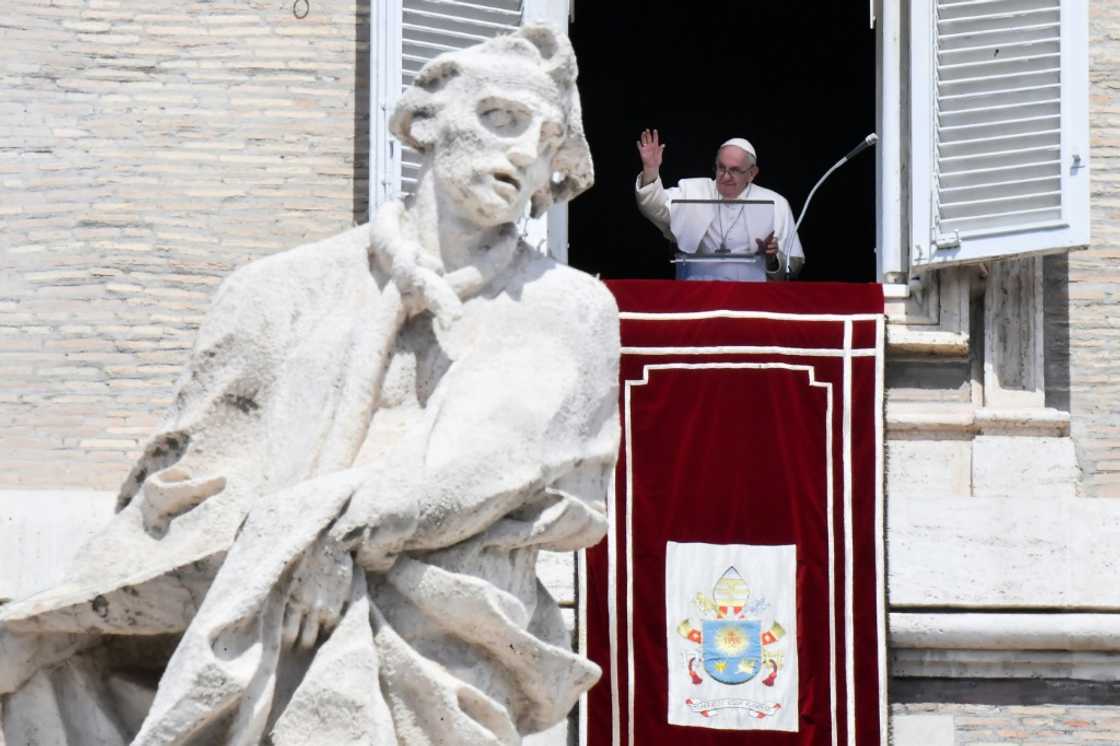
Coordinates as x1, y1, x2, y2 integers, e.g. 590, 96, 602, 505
904, 0, 1090, 271
876, 0, 906, 282
371, 0, 402, 211
369, 0, 573, 262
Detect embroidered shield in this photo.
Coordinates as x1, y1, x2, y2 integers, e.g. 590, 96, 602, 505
702, 619, 762, 685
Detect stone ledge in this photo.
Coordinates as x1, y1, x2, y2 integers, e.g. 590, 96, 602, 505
882, 283, 911, 301
887, 404, 1071, 436
975, 407, 1071, 436
887, 405, 974, 434
891, 648, 1120, 681
889, 612, 1120, 680
886, 328, 970, 357
890, 612, 1120, 651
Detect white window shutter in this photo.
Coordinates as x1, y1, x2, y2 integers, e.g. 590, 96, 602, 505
399, 0, 524, 197
371, 0, 403, 209
909, 0, 1089, 269
371, 0, 575, 260
371, 1, 523, 207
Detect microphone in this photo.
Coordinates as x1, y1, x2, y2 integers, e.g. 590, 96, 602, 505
844, 133, 879, 162
796, 133, 878, 232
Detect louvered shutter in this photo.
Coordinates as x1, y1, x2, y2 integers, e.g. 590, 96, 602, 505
371, 0, 524, 206
400, 0, 524, 196
372, 0, 571, 257
909, 0, 1088, 268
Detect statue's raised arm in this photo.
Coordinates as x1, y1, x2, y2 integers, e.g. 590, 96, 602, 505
0, 24, 619, 746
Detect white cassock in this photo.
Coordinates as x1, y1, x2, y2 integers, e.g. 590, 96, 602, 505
635, 176, 805, 282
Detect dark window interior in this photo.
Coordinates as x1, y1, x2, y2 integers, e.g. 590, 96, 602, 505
568, 2, 877, 282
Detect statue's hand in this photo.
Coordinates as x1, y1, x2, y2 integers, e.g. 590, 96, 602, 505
140, 466, 226, 537
282, 534, 354, 650
394, 261, 463, 330
371, 200, 463, 329
328, 483, 419, 575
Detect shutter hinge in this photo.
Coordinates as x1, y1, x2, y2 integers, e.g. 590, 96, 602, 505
933, 231, 961, 251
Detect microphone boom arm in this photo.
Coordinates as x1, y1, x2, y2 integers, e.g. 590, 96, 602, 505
795, 133, 878, 232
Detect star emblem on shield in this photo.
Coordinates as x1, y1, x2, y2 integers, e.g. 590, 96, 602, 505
702, 618, 762, 684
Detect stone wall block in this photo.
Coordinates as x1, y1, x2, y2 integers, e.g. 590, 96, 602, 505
887, 438, 972, 497
888, 497, 1120, 608
972, 436, 1079, 498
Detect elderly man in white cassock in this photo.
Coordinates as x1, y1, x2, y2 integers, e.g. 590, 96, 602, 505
634, 128, 805, 281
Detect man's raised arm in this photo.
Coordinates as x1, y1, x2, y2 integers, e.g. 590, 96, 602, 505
637, 128, 664, 187
635, 128, 674, 238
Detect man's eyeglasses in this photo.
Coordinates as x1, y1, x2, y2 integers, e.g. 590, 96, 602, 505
715, 164, 754, 178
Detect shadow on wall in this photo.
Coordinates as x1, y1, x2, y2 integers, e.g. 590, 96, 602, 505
892, 677, 1120, 706
354, 0, 371, 225
1043, 253, 1072, 412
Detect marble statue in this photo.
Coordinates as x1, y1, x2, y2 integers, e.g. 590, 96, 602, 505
0, 25, 619, 745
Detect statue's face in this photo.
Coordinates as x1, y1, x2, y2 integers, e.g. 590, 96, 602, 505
430, 64, 568, 227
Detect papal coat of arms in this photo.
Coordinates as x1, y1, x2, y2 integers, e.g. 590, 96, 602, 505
666, 543, 798, 732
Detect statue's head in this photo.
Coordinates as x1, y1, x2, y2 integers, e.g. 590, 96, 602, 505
390, 25, 593, 226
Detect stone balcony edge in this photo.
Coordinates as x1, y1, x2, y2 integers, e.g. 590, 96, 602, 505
890, 612, 1120, 652
886, 405, 1071, 435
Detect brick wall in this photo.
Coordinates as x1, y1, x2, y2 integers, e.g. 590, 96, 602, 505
1061, 0, 1120, 497
0, 0, 368, 489
892, 703, 1120, 745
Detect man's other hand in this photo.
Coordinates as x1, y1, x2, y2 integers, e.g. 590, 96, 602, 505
756, 231, 778, 256
637, 128, 665, 186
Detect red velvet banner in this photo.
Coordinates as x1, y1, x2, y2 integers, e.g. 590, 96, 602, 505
581, 281, 886, 746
